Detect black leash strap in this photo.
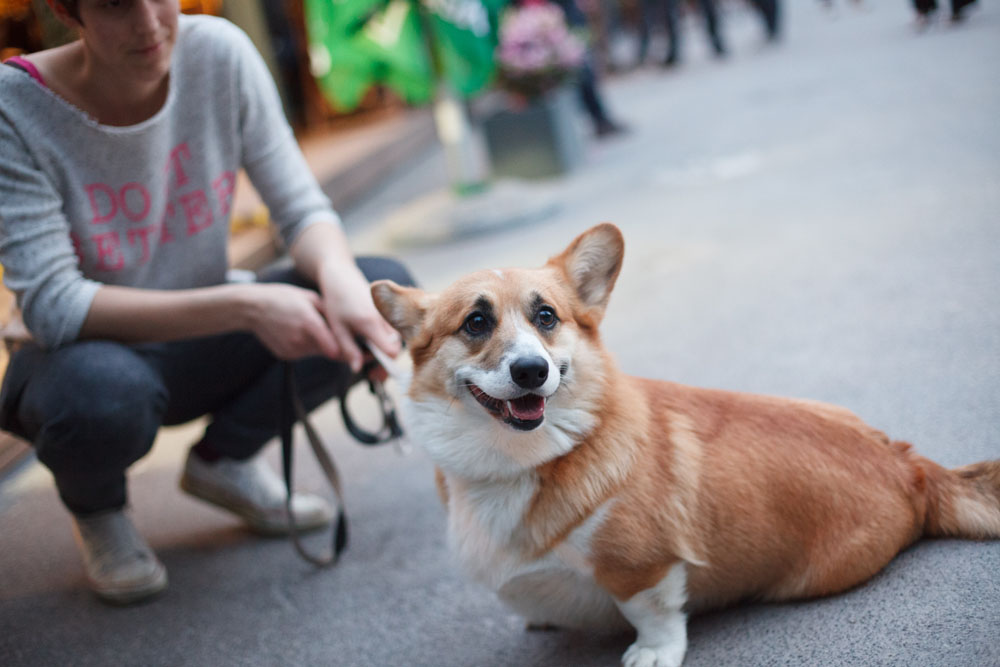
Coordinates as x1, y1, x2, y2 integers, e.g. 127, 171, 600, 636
280, 345, 405, 567
339, 361, 404, 446
280, 363, 348, 567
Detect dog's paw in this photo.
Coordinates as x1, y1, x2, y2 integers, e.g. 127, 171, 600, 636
621, 640, 686, 667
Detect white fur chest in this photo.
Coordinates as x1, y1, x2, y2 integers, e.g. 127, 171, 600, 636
444, 473, 546, 590
443, 473, 614, 588
400, 393, 622, 626
445, 476, 626, 629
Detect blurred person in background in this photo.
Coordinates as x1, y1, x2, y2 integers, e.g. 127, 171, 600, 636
0, 0, 413, 604
748, 0, 779, 41
661, 0, 726, 68
548, 0, 628, 137
636, 0, 779, 68
912, 0, 977, 23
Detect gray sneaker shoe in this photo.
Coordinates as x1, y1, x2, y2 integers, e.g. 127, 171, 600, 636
179, 450, 334, 536
71, 510, 168, 605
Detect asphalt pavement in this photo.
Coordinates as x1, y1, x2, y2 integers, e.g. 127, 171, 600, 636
2, 2, 999, 666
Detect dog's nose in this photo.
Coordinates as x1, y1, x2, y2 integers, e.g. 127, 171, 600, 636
511, 356, 549, 389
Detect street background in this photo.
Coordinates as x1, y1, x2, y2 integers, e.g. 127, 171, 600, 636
2, 2, 999, 666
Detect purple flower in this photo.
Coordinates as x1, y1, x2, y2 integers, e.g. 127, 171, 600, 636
495, 4, 586, 99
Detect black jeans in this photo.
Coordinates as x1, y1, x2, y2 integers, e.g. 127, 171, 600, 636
0, 257, 414, 515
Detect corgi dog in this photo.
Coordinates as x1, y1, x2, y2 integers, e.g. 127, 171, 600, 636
370, 223, 1000, 667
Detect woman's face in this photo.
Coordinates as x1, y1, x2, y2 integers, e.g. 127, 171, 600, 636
72, 0, 180, 83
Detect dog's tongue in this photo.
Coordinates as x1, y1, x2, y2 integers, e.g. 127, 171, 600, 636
507, 394, 545, 421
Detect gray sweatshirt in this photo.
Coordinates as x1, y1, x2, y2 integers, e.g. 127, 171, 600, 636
0, 14, 340, 348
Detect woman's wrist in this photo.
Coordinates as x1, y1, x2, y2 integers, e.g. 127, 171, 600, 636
317, 256, 368, 295
217, 282, 252, 331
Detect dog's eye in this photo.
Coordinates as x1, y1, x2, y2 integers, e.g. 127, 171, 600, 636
462, 312, 489, 336
536, 307, 557, 330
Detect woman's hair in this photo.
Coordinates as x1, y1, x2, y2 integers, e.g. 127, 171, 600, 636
54, 1, 81, 21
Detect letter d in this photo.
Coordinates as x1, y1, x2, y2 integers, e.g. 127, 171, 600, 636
85, 183, 118, 224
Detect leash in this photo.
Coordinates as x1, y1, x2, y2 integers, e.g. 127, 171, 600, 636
279, 341, 405, 567
339, 342, 406, 448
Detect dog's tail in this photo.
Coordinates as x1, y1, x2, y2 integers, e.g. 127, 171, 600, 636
912, 447, 1000, 539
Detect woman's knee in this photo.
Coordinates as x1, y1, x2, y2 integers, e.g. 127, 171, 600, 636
357, 256, 417, 288
18, 342, 168, 472
256, 256, 417, 289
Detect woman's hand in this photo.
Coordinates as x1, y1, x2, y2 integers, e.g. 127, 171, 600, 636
316, 260, 401, 372
286, 221, 402, 371
80, 278, 395, 367
243, 282, 343, 361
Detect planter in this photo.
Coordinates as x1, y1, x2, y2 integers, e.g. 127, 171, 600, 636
481, 87, 583, 180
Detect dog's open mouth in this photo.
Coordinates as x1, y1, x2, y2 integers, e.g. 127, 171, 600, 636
468, 385, 545, 431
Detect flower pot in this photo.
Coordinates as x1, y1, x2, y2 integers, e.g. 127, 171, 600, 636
481, 87, 583, 180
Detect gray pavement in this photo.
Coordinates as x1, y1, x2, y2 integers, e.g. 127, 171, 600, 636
2, 3, 999, 666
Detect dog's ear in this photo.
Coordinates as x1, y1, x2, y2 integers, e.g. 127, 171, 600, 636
371, 280, 429, 342
549, 223, 624, 311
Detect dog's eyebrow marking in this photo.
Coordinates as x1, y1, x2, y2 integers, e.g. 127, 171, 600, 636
473, 295, 495, 320
527, 292, 546, 315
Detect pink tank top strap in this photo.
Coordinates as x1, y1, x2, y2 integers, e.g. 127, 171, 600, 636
3, 55, 47, 88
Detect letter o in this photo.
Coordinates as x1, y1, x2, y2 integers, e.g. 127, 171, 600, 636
119, 183, 151, 223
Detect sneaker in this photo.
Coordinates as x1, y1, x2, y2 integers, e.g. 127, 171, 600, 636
179, 450, 334, 536
71, 509, 168, 605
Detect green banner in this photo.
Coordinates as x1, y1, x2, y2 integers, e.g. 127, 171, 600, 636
305, 0, 503, 111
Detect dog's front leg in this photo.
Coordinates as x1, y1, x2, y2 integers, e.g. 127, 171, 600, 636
615, 563, 688, 667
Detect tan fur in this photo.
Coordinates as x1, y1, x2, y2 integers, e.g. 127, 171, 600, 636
434, 468, 449, 506
522, 352, 643, 559
592, 377, 932, 605
372, 223, 1000, 664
